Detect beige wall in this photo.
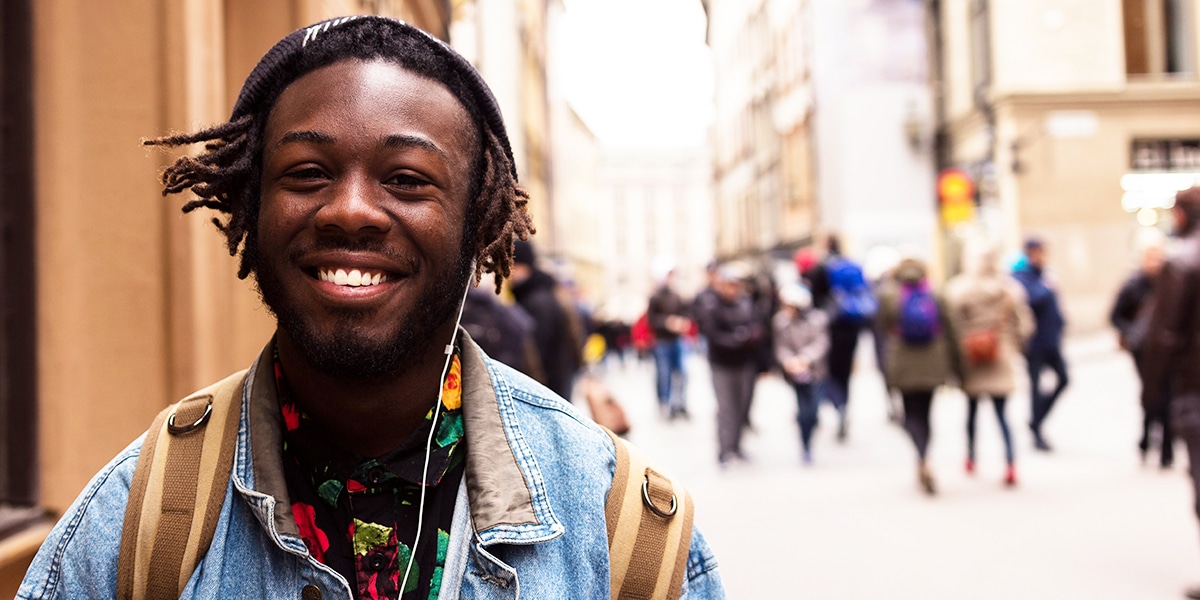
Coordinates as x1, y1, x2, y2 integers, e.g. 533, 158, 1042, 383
997, 92, 1200, 331
990, 0, 1126, 93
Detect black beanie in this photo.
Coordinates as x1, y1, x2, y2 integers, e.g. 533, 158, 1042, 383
513, 240, 536, 266
230, 15, 518, 181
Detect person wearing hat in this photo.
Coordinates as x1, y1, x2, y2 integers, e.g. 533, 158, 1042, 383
695, 261, 762, 466
772, 283, 830, 465
1012, 235, 1068, 451
1142, 186, 1200, 599
18, 17, 724, 599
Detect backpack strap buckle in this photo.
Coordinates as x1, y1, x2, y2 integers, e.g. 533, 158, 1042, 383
641, 469, 678, 518
166, 396, 214, 435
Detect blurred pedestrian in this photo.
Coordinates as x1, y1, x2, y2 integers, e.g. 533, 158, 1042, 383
695, 262, 763, 466
808, 235, 878, 442
510, 240, 584, 400
461, 274, 544, 381
878, 257, 962, 495
1111, 239, 1173, 467
1140, 186, 1200, 599
647, 263, 693, 419
1012, 236, 1068, 451
946, 243, 1034, 486
864, 245, 905, 424
773, 283, 830, 465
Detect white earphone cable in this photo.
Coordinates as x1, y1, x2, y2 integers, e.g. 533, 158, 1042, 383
399, 262, 474, 594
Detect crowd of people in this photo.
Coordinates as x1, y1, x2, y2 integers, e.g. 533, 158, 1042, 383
484, 232, 1077, 495
616, 234, 1068, 493
465, 187, 1200, 598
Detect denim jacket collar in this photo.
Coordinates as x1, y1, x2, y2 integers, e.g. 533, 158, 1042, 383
232, 331, 565, 551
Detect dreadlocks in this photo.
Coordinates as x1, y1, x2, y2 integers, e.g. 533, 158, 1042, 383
145, 16, 533, 291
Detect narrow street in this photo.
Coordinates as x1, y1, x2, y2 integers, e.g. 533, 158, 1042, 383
593, 334, 1200, 599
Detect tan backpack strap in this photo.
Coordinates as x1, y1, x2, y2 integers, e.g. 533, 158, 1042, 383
604, 428, 695, 600
116, 370, 247, 600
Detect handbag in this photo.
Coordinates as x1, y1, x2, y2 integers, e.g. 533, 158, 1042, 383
962, 327, 1000, 365
583, 376, 631, 435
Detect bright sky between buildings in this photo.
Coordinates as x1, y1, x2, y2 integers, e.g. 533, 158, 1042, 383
558, 0, 714, 148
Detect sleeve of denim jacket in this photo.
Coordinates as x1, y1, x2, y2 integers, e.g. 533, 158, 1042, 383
681, 524, 727, 599
16, 437, 142, 600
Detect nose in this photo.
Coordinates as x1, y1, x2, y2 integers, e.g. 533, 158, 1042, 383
313, 174, 392, 236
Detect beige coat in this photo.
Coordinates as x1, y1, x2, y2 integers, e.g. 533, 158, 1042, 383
944, 262, 1034, 397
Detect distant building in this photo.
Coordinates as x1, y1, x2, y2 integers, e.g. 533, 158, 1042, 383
706, 0, 934, 271
597, 147, 715, 321
931, 0, 1200, 330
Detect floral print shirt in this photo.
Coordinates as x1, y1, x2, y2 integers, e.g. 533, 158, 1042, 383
275, 350, 466, 600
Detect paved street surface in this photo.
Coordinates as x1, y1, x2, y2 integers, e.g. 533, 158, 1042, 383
590, 335, 1200, 599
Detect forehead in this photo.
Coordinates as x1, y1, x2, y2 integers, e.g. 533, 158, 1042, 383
264, 58, 478, 157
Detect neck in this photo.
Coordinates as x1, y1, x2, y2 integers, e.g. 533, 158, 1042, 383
274, 322, 458, 457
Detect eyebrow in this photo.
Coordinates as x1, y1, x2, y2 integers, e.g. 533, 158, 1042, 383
272, 131, 447, 159
382, 134, 447, 159
275, 130, 334, 148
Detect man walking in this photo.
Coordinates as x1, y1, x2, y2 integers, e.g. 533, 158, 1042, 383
19, 17, 723, 599
510, 239, 584, 400
1142, 186, 1200, 599
695, 263, 762, 466
1012, 237, 1068, 451
1111, 240, 1172, 467
647, 264, 692, 419
807, 235, 876, 441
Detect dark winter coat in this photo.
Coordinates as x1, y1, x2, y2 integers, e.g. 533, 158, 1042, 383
461, 287, 543, 381
1012, 265, 1065, 354
694, 292, 762, 367
1142, 228, 1200, 415
511, 269, 581, 399
647, 285, 690, 341
1110, 271, 1155, 352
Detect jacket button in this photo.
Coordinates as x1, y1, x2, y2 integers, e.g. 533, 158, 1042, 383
367, 551, 389, 571
366, 467, 385, 484
301, 584, 322, 600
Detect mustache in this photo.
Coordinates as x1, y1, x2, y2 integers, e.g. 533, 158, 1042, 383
286, 236, 421, 274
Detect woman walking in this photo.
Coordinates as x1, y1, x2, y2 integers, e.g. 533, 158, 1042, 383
945, 244, 1034, 486
878, 257, 962, 495
773, 283, 830, 465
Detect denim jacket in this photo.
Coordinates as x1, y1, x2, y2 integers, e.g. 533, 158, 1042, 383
19, 334, 725, 599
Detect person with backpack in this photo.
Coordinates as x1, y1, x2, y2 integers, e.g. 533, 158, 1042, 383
878, 257, 962, 495
945, 243, 1034, 486
807, 235, 877, 442
18, 17, 724, 600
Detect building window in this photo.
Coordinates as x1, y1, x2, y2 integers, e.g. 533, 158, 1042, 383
1124, 0, 1197, 77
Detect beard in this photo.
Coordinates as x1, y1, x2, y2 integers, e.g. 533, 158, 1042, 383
253, 235, 474, 380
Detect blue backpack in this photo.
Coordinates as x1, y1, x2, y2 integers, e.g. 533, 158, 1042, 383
898, 282, 940, 345
826, 256, 877, 324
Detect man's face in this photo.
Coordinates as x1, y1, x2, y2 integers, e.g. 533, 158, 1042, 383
715, 278, 743, 301
255, 58, 477, 378
1142, 245, 1165, 277
1026, 246, 1045, 269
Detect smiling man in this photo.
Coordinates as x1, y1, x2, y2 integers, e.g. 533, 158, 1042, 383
18, 17, 723, 600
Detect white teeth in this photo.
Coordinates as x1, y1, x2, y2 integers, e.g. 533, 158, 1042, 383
317, 268, 389, 287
